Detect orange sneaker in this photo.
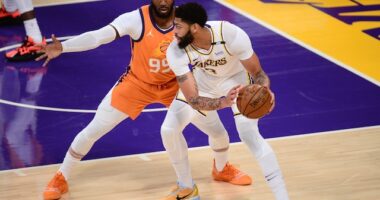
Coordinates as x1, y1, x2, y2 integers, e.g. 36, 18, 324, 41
161, 184, 200, 200
43, 172, 68, 200
5, 36, 46, 62
212, 161, 252, 185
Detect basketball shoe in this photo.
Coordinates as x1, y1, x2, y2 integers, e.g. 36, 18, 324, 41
162, 183, 200, 200
0, 4, 21, 26
212, 160, 252, 185
5, 36, 46, 61
43, 172, 68, 200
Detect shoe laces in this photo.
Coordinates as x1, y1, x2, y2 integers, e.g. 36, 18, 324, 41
223, 163, 240, 177
48, 172, 63, 188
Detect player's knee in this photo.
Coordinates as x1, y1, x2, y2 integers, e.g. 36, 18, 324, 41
235, 115, 272, 158
235, 116, 259, 143
207, 120, 228, 138
160, 124, 177, 145
209, 131, 229, 151
83, 118, 111, 141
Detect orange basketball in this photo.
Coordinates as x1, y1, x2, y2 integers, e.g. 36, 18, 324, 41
236, 84, 273, 119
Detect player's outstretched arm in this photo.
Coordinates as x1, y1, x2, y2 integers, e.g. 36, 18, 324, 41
176, 72, 240, 110
36, 25, 119, 66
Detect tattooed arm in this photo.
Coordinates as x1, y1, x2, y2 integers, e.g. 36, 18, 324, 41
166, 38, 239, 110
240, 53, 270, 87
176, 72, 239, 110
241, 53, 275, 112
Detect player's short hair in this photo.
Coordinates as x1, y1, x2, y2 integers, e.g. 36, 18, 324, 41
175, 2, 207, 27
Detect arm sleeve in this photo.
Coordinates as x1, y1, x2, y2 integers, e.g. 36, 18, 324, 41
62, 9, 142, 53
62, 25, 117, 53
166, 41, 191, 76
222, 21, 254, 60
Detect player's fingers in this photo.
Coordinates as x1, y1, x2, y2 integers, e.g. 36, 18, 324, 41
36, 49, 45, 54
43, 58, 51, 67
36, 44, 47, 53
35, 53, 47, 61
269, 101, 275, 112
230, 93, 238, 100
269, 91, 275, 104
52, 34, 58, 42
231, 85, 241, 91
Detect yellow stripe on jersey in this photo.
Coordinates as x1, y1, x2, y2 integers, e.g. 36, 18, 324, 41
220, 21, 233, 56
190, 26, 216, 55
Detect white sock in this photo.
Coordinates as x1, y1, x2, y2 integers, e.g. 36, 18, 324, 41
58, 151, 80, 180
173, 159, 193, 188
24, 18, 42, 43
214, 151, 228, 171
15, 0, 33, 14
3, 0, 17, 12
258, 153, 289, 200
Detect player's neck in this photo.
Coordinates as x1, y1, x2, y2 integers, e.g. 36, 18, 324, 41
192, 27, 212, 50
152, 12, 175, 30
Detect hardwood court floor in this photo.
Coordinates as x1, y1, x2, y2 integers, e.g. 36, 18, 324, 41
1, 126, 379, 200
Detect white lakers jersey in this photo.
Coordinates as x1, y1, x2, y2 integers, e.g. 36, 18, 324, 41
167, 21, 254, 79
185, 21, 243, 77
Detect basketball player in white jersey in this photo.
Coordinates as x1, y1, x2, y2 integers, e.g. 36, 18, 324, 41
35, 1, 251, 200
162, 3, 289, 200
1, 0, 45, 61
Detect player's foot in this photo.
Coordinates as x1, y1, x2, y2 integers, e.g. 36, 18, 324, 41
43, 172, 68, 200
5, 36, 46, 62
161, 183, 200, 200
212, 160, 252, 185
0, 5, 21, 26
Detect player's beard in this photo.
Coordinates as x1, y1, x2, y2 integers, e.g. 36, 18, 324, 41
151, 1, 174, 19
177, 31, 194, 49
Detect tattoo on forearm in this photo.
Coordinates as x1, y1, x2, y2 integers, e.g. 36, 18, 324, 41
189, 96, 221, 110
176, 74, 188, 83
254, 70, 270, 86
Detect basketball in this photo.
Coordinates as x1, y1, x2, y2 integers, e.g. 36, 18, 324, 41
236, 84, 273, 119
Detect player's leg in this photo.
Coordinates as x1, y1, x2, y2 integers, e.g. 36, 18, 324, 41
17, 0, 42, 42
5, 0, 45, 61
160, 99, 200, 200
234, 111, 289, 200
43, 89, 129, 200
192, 111, 252, 185
2, 0, 17, 12
192, 111, 229, 170
220, 71, 289, 199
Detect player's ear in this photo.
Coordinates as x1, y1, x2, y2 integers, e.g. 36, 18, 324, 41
191, 23, 199, 33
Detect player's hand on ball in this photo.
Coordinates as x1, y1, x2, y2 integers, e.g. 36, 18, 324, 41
221, 85, 243, 108
266, 87, 275, 113
237, 84, 273, 119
